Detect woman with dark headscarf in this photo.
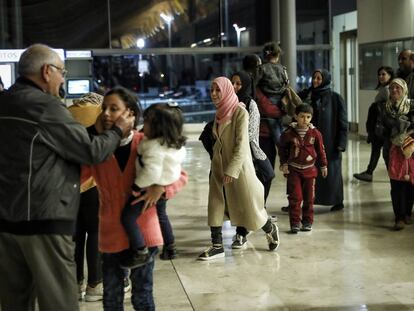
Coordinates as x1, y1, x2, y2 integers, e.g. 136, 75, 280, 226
298, 69, 348, 211
230, 71, 274, 185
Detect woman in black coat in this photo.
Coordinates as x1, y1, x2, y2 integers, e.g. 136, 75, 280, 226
298, 69, 348, 211
354, 66, 394, 182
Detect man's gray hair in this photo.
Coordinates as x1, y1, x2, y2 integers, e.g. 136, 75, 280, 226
18, 44, 62, 76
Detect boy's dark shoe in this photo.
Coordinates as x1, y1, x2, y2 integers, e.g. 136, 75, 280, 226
266, 223, 280, 251
120, 248, 152, 269
353, 171, 373, 182
291, 224, 300, 234
393, 221, 405, 231
160, 244, 177, 260
301, 223, 312, 231
330, 203, 344, 212
281, 206, 289, 212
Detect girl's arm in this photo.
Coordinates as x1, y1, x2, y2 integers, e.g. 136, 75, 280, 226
133, 170, 188, 210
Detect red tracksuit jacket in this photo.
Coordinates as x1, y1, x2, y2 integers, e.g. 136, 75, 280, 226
278, 123, 328, 178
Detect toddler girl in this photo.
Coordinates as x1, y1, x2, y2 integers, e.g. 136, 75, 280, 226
121, 103, 186, 268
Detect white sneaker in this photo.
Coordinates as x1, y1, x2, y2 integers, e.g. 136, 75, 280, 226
124, 277, 132, 298
85, 283, 103, 302
78, 281, 86, 300
124, 277, 131, 293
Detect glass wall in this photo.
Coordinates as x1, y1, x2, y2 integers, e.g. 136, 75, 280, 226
296, 0, 330, 45
296, 49, 330, 90
359, 38, 414, 90
91, 46, 330, 123
92, 50, 259, 123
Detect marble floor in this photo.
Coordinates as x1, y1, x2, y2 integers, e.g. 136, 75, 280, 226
80, 136, 414, 311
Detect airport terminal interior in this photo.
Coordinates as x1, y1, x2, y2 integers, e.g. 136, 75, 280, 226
1, 1, 414, 311
77, 132, 414, 311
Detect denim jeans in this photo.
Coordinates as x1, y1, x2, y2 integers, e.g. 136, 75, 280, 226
102, 247, 158, 311
267, 95, 284, 145
122, 198, 174, 249
156, 199, 175, 246
121, 196, 146, 249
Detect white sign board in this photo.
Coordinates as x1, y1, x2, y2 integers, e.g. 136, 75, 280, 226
0, 49, 65, 63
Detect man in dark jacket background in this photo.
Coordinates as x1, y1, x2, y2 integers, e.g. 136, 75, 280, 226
397, 49, 414, 99
0, 44, 134, 311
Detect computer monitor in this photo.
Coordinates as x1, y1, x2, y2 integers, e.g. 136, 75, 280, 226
66, 79, 91, 96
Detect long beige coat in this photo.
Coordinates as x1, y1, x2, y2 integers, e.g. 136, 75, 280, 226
208, 106, 268, 231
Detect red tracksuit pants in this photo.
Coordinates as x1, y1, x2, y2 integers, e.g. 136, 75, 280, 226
287, 169, 315, 226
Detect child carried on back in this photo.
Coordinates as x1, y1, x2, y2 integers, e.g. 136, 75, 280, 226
120, 103, 186, 268
256, 41, 298, 144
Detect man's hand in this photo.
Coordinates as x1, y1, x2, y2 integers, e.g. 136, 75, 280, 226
131, 185, 165, 211
321, 167, 328, 178
115, 110, 135, 137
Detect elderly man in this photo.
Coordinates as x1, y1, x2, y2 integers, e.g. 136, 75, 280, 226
0, 44, 134, 311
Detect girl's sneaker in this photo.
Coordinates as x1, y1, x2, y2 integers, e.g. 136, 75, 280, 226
160, 244, 177, 260
120, 247, 152, 269
198, 244, 225, 261
231, 234, 247, 249
266, 223, 280, 251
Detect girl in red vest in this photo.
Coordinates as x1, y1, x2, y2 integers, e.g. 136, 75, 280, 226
82, 87, 187, 310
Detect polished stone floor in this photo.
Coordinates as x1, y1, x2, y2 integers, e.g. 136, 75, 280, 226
80, 136, 414, 311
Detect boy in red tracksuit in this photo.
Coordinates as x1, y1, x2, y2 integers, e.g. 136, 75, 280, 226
278, 104, 328, 233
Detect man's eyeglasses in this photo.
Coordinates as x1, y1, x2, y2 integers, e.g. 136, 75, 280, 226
48, 64, 68, 78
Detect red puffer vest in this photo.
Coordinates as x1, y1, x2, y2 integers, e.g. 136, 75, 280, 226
388, 144, 414, 185
92, 132, 163, 253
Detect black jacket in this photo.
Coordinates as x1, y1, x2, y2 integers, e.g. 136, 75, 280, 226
366, 101, 385, 143
0, 77, 122, 235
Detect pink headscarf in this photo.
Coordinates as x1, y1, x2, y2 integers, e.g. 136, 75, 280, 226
213, 77, 242, 124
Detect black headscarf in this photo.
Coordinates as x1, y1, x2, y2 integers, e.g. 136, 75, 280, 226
231, 70, 253, 109
311, 69, 332, 101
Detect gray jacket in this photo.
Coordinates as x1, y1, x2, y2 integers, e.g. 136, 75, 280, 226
0, 77, 121, 234
256, 62, 289, 96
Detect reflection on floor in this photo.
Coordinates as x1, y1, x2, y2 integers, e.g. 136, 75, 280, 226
80, 137, 414, 311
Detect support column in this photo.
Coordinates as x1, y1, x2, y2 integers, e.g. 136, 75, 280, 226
280, 0, 297, 88
270, 0, 280, 43
0, 0, 7, 48
13, 0, 23, 48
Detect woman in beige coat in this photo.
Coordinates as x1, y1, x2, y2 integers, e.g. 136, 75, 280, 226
198, 77, 280, 261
